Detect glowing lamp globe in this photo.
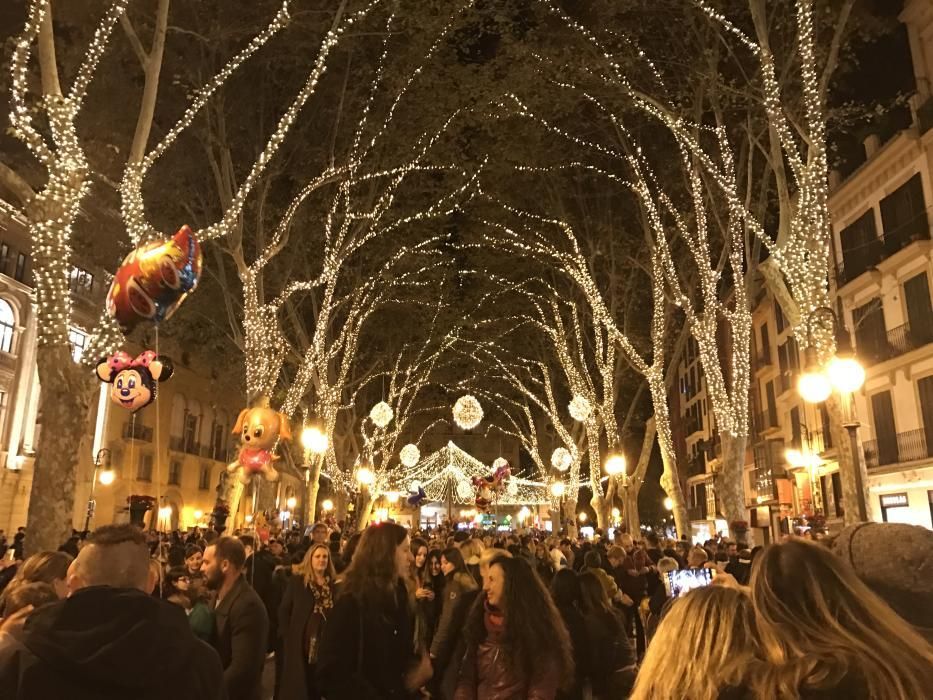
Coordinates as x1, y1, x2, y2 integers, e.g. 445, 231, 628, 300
827, 355, 865, 394
400, 443, 420, 468
550, 482, 566, 498
551, 447, 573, 472
568, 395, 592, 422
301, 426, 328, 454
663, 497, 673, 511
321, 499, 334, 512
370, 401, 394, 428
356, 466, 375, 486
453, 395, 483, 430
98, 469, 115, 486
578, 512, 587, 523
798, 370, 832, 404
611, 507, 621, 518
605, 454, 626, 476
286, 496, 297, 510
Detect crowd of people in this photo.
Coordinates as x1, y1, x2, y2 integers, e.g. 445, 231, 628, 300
0, 518, 930, 699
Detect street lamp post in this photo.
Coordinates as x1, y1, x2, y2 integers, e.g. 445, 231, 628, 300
301, 423, 328, 524
85, 449, 116, 533
797, 306, 869, 522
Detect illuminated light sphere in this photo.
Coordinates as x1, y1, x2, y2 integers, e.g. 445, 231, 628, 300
663, 497, 673, 511
605, 454, 627, 476
321, 499, 334, 512
98, 469, 115, 486
369, 401, 394, 428
578, 512, 588, 522
797, 370, 831, 404
301, 426, 328, 454
568, 395, 592, 422
611, 507, 621, 518
492, 456, 509, 470
409, 479, 422, 493
400, 443, 421, 468
453, 395, 483, 430
506, 479, 518, 496
457, 479, 473, 500
551, 447, 573, 472
286, 497, 297, 510
827, 356, 865, 394
550, 482, 566, 498
356, 466, 375, 486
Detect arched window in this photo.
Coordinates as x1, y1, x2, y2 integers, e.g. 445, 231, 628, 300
0, 300, 15, 353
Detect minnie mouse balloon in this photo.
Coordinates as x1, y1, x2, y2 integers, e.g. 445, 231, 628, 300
107, 225, 202, 332
96, 350, 174, 413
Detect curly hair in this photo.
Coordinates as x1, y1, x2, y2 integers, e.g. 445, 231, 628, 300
463, 555, 573, 688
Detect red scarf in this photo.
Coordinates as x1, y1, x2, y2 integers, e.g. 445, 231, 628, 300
483, 599, 505, 641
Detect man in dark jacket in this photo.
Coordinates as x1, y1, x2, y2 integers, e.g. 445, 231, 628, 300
204, 536, 269, 700
240, 534, 278, 651
0, 524, 225, 700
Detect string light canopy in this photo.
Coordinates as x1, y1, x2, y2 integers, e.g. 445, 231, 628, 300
399, 443, 421, 468
453, 395, 484, 430
370, 401, 394, 428
568, 395, 592, 422
551, 447, 573, 471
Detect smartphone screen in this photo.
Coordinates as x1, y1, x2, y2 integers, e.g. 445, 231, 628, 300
666, 568, 714, 598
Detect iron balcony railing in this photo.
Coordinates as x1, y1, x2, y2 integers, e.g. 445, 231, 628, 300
687, 505, 706, 522
863, 428, 933, 469
685, 455, 707, 478
746, 465, 776, 506
858, 320, 933, 365
169, 436, 202, 456
122, 422, 153, 442
837, 213, 931, 286
754, 410, 780, 435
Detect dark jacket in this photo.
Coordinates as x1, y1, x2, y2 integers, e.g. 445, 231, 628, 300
583, 608, 635, 699
212, 575, 270, 700
430, 571, 477, 665
0, 586, 225, 700
244, 550, 279, 650
556, 603, 589, 700
317, 578, 417, 699
277, 574, 335, 700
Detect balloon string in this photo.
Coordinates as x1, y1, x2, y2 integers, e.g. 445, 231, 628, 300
154, 324, 164, 598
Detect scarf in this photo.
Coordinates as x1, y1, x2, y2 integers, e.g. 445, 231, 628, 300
310, 578, 334, 616
483, 599, 506, 642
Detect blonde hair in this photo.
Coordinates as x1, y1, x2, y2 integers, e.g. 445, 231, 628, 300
294, 543, 336, 587
751, 538, 933, 699
459, 537, 485, 563
631, 586, 758, 700
478, 547, 511, 578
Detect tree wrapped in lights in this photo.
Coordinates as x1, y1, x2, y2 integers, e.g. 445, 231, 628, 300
4, 0, 174, 553
533, 0, 867, 523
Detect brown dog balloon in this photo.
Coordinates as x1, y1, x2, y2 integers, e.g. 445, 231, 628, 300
227, 406, 292, 484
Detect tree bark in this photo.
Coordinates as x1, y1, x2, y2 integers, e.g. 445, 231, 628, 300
716, 433, 750, 543
356, 489, 374, 530
305, 453, 323, 524
25, 347, 95, 555
825, 394, 871, 525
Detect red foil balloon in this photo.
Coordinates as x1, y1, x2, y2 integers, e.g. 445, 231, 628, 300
107, 225, 202, 331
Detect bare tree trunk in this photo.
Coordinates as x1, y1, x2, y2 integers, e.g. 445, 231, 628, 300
716, 433, 750, 543
562, 498, 578, 538
356, 490, 374, 530
26, 346, 95, 554
305, 454, 323, 524
625, 418, 656, 535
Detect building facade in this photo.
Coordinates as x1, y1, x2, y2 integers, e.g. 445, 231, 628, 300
0, 201, 302, 535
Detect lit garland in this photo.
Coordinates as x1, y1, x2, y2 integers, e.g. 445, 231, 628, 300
551, 447, 572, 471
452, 395, 484, 430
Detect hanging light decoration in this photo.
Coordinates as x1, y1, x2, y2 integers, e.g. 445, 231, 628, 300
399, 443, 420, 468
457, 478, 474, 501
551, 447, 573, 471
506, 479, 518, 496
369, 401, 394, 428
453, 395, 483, 430
568, 395, 592, 421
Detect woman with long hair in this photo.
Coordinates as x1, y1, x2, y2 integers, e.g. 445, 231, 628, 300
278, 543, 337, 700
750, 538, 933, 699
454, 556, 573, 700
630, 586, 759, 700
578, 571, 635, 699
0, 551, 72, 610
411, 537, 436, 652
317, 523, 431, 699
431, 547, 479, 696
550, 569, 590, 700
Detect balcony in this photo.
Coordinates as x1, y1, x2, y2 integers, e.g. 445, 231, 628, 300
807, 429, 834, 454
687, 505, 706, 522
169, 436, 202, 457
685, 454, 707, 478
837, 216, 931, 287
859, 322, 933, 365
754, 410, 780, 435
685, 416, 703, 437
778, 370, 797, 395
746, 464, 776, 506
863, 429, 933, 469
755, 350, 772, 369
122, 422, 153, 442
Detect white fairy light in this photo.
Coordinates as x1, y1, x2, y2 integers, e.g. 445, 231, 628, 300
453, 395, 484, 430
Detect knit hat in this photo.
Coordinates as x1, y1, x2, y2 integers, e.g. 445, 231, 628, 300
831, 522, 933, 641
